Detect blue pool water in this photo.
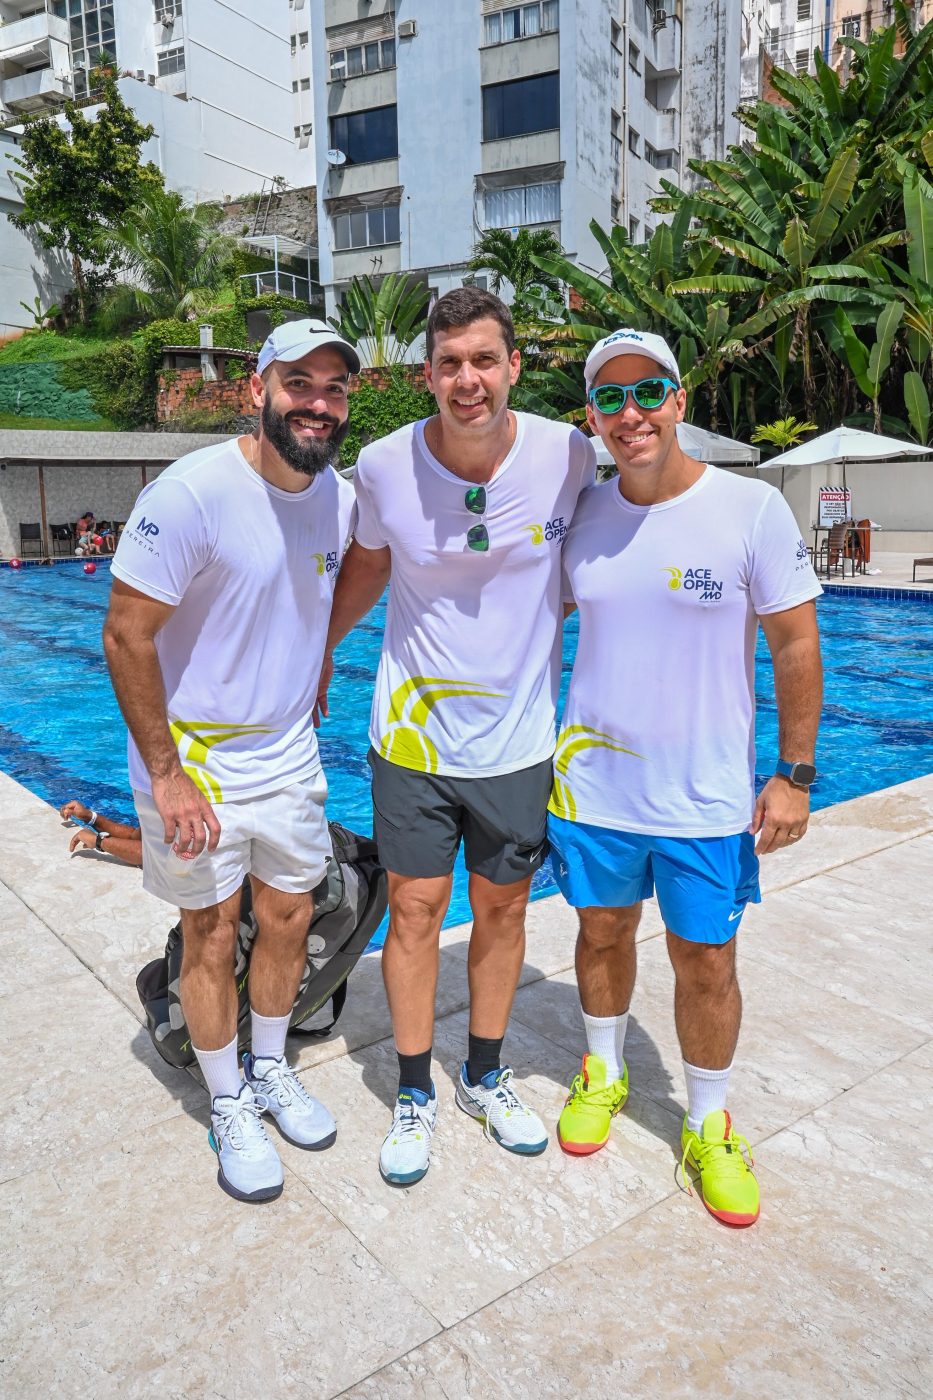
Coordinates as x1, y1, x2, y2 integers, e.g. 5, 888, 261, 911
1, 561, 932, 940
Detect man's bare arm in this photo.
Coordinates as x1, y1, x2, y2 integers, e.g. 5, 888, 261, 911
103, 579, 221, 854
751, 600, 822, 855
314, 541, 391, 725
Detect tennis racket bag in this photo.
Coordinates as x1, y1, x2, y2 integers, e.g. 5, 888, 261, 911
135, 822, 386, 1069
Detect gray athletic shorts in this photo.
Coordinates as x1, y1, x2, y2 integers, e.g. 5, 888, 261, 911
368, 748, 552, 884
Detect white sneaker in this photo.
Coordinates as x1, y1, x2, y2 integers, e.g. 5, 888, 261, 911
455, 1063, 548, 1155
244, 1053, 337, 1150
209, 1082, 284, 1203
379, 1085, 438, 1187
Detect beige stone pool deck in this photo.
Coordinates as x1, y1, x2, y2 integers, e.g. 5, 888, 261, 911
1, 762, 931, 1399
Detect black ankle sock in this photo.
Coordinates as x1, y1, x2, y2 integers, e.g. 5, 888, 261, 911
466, 1033, 503, 1086
397, 1048, 432, 1097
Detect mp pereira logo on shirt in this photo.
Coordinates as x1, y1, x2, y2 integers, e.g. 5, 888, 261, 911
662, 565, 723, 601
126, 515, 161, 557
312, 550, 339, 576
523, 516, 566, 546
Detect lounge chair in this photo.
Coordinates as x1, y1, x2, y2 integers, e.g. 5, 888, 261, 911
913, 557, 933, 584
19, 523, 42, 558
50, 524, 74, 556
817, 521, 855, 578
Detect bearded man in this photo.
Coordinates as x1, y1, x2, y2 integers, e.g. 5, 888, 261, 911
104, 320, 358, 1203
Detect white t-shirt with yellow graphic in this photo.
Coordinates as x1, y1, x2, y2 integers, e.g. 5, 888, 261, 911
354, 413, 596, 777
111, 441, 355, 802
552, 466, 821, 836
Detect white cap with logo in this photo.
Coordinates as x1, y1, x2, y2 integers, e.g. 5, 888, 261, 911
584, 328, 680, 389
256, 318, 360, 377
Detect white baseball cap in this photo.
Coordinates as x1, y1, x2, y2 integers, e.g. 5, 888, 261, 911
256, 318, 360, 377
584, 328, 680, 389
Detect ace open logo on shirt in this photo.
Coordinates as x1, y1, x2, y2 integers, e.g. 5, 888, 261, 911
523, 516, 567, 546
662, 565, 723, 602
312, 550, 339, 576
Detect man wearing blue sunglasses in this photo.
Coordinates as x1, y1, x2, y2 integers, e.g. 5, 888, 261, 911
549, 327, 823, 1228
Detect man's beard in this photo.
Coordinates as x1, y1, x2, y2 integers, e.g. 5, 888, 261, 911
261, 400, 349, 477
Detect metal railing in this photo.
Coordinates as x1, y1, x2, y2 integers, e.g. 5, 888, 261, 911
238, 271, 319, 302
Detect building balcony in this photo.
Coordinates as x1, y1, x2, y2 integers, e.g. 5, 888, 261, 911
646, 103, 678, 149
481, 129, 560, 175
1, 64, 70, 113
331, 242, 401, 282
325, 158, 400, 200
648, 15, 681, 78
0, 9, 69, 67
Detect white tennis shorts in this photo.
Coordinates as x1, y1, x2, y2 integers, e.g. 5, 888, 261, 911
134, 772, 331, 911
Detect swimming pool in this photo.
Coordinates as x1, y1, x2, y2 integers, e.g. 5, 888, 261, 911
1, 562, 932, 940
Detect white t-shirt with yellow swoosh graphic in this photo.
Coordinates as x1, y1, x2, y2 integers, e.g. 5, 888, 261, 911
553, 466, 821, 837
354, 413, 596, 778
112, 441, 355, 802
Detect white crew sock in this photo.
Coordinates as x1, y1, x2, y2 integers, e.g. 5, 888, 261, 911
582, 1010, 629, 1084
193, 1033, 242, 1103
250, 1009, 292, 1061
683, 1060, 732, 1133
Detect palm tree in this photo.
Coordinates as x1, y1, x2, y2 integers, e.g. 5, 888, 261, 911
750, 416, 818, 450
98, 187, 236, 328
328, 273, 429, 367
467, 227, 564, 302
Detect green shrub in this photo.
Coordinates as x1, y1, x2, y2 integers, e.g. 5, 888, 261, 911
340, 367, 434, 467
59, 341, 152, 428
0, 328, 112, 365
163, 404, 241, 434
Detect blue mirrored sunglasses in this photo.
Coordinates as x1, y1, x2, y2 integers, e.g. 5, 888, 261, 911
588, 377, 679, 414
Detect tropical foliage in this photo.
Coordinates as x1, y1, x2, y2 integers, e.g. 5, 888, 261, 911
97, 187, 237, 329
7, 75, 162, 323
516, 7, 933, 444
468, 227, 564, 308
328, 272, 430, 367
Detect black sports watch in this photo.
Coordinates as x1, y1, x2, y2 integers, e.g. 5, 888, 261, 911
775, 759, 817, 789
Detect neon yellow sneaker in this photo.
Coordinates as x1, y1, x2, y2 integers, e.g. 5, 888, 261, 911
557, 1053, 629, 1156
680, 1109, 760, 1227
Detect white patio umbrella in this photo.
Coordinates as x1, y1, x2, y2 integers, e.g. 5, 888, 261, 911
757, 425, 931, 480
593, 423, 760, 467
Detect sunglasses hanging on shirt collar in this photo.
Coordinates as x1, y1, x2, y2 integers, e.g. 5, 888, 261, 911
464, 485, 489, 553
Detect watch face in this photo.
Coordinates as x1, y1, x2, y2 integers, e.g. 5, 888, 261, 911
791, 763, 817, 786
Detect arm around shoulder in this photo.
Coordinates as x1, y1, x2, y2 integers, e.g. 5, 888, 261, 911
326, 539, 391, 654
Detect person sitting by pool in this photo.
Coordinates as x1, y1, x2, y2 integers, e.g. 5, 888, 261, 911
60, 800, 142, 866
75, 529, 102, 558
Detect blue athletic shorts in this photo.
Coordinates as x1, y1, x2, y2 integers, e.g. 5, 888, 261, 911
547, 814, 761, 945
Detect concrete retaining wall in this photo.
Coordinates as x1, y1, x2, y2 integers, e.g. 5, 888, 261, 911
0, 363, 102, 423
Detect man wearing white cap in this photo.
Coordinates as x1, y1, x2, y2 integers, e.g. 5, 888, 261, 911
550, 328, 822, 1227
104, 319, 359, 1202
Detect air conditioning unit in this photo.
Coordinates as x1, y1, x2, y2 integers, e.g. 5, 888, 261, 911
147, 73, 157, 84
653, 8, 668, 29
135, 67, 145, 80
397, 19, 417, 39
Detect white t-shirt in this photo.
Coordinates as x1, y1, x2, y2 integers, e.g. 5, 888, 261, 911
111, 440, 355, 802
354, 413, 596, 777
552, 466, 821, 836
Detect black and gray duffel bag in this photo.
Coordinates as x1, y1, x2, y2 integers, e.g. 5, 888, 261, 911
135, 822, 386, 1068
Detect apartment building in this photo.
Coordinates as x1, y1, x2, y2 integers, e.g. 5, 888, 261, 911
827, 0, 932, 78
0, 0, 317, 336
311, 0, 744, 319
0, 1, 312, 198
742, 0, 930, 98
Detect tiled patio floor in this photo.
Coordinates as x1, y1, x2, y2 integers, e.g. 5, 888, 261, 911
1, 768, 930, 1398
